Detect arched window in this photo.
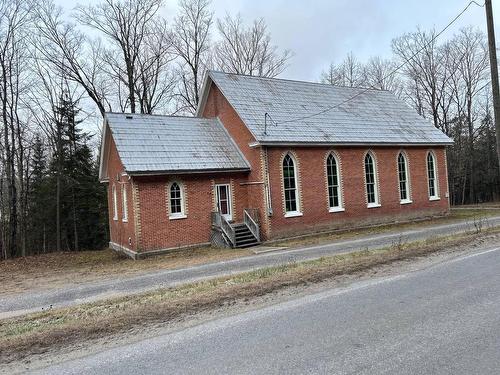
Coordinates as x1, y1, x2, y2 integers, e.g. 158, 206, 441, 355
326, 153, 343, 211
427, 152, 439, 199
398, 152, 411, 203
169, 182, 186, 219
121, 184, 128, 222
112, 184, 118, 221
364, 152, 380, 207
282, 154, 300, 215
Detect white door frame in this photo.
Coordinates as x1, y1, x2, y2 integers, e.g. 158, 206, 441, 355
215, 184, 233, 221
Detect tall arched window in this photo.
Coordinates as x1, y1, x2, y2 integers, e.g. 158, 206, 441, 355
364, 152, 380, 207
122, 184, 128, 222
326, 153, 343, 211
398, 152, 411, 203
169, 182, 186, 219
112, 184, 118, 221
427, 152, 439, 199
283, 154, 300, 215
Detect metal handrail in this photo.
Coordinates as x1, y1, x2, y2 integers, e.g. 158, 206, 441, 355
244, 209, 260, 242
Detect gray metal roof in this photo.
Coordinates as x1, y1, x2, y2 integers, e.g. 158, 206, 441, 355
105, 113, 250, 174
204, 71, 452, 145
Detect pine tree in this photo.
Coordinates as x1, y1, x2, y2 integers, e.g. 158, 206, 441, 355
46, 91, 108, 252
28, 135, 49, 253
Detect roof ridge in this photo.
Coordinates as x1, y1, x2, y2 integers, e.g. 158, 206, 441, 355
208, 70, 389, 92
105, 112, 209, 120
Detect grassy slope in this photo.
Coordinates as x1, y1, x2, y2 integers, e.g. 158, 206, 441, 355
0, 208, 498, 295
1, 226, 499, 363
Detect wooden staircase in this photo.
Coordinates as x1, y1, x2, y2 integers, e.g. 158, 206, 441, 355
233, 223, 260, 248
211, 208, 261, 249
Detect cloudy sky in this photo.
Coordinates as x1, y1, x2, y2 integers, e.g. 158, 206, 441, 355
55, 0, 498, 82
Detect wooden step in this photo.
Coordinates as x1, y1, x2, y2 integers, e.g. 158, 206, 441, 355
231, 223, 260, 248
235, 233, 255, 241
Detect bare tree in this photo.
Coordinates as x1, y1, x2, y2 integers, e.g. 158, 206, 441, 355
214, 14, 291, 78
392, 29, 452, 132
320, 52, 364, 87
0, 0, 33, 258
449, 27, 489, 203
135, 20, 176, 114
75, 0, 164, 114
363, 56, 403, 95
34, 0, 111, 117
171, 0, 213, 114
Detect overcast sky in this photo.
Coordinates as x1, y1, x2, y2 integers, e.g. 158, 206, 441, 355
55, 0, 499, 82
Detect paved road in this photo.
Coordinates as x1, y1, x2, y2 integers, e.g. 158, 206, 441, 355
33, 244, 500, 375
2, 216, 500, 319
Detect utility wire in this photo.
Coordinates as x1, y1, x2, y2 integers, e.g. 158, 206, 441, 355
271, 0, 485, 126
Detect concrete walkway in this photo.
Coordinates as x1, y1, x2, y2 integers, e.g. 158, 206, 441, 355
2, 216, 500, 319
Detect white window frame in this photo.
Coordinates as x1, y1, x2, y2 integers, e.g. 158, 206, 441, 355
168, 181, 187, 220
397, 152, 412, 205
427, 151, 440, 201
215, 183, 232, 221
112, 184, 118, 221
326, 152, 344, 212
282, 153, 302, 218
121, 184, 128, 222
364, 152, 381, 208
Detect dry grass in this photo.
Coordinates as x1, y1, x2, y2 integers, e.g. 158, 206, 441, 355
0, 207, 498, 295
0, 246, 251, 295
1, 227, 499, 363
454, 202, 500, 209
271, 208, 500, 248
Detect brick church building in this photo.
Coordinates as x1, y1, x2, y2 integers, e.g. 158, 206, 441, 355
99, 71, 452, 258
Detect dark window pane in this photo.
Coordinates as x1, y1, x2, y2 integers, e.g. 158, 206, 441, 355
283, 155, 298, 213
398, 153, 408, 200
365, 153, 377, 204
220, 200, 228, 215
170, 183, 183, 214
327, 154, 341, 208
427, 153, 436, 196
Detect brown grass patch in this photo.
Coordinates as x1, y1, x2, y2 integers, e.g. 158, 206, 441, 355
0, 246, 251, 295
1, 207, 498, 295
271, 208, 500, 248
1, 227, 499, 364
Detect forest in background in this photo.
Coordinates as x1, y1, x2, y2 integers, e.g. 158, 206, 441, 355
0, 0, 498, 259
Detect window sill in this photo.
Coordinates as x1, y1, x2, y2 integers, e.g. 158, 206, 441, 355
329, 207, 345, 213
113, 217, 118, 221
284, 211, 303, 218
122, 219, 128, 223
429, 196, 441, 201
169, 214, 187, 220
367, 203, 381, 209
400, 199, 413, 205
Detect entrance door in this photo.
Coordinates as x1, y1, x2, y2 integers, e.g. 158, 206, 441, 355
215, 184, 232, 221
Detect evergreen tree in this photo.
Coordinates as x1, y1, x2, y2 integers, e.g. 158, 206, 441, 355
44, 92, 108, 252
27, 135, 49, 253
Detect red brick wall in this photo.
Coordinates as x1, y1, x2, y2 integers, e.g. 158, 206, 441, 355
105, 137, 137, 250
135, 173, 250, 251
202, 83, 268, 230
103, 81, 452, 254
265, 146, 450, 239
